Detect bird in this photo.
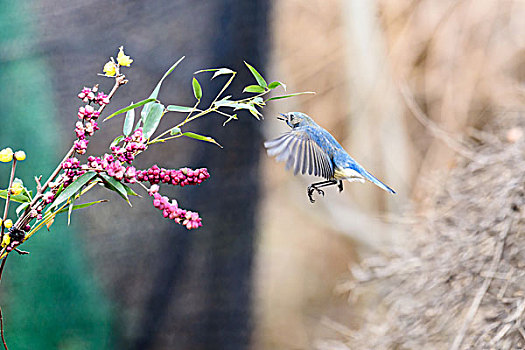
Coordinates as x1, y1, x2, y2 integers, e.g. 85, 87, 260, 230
264, 112, 396, 203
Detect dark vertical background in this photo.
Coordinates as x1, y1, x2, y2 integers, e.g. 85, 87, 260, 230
0, 0, 114, 349
2, 0, 269, 349
128, 2, 269, 350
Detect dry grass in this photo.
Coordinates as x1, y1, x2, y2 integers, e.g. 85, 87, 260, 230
259, 1, 525, 349
335, 113, 525, 349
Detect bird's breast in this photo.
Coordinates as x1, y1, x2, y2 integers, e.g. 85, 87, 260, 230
333, 167, 365, 182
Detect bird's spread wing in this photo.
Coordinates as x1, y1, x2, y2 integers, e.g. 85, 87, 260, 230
264, 130, 334, 179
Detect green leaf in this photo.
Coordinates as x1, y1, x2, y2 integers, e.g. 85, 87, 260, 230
141, 102, 153, 123
15, 202, 30, 216
194, 68, 222, 74
169, 127, 181, 135
182, 132, 222, 148
253, 97, 265, 105
53, 184, 64, 204
0, 190, 31, 203
212, 68, 235, 79
166, 105, 198, 113
214, 96, 235, 107
110, 135, 125, 147
21, 187, 32, 201
123, 104, 135, 136
244, 61, 267, 88
52, 171, 97, 208
67, 196, 76, 225
98, 174, 131, 205
149, 56, 185, 100
243, 85, 266, 93
222, 102, 251, 110
103, 98, 156, 122
142, 103, 165, 139
194, 67, 235, 80
123, 184, 139, 197
56, 200, 108, 214
268, 81, 286, 90
266, 91, 316, 101
224, 102, 262, 118
140, 56, 185, 122
248, 108, 262, 120
192, 77, 202, 100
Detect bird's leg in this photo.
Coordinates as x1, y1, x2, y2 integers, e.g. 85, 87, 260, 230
338, 180, 343, 192
307, 180, 338, 203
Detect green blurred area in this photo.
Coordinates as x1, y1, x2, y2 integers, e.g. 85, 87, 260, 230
0, 1, 114, 349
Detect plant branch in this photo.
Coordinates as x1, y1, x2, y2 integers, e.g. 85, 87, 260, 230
14, 75, 127, 232
1, 160, 17, 240
210, 72, 236, 106
0, 258, 8, 350
2, 160, 17, 222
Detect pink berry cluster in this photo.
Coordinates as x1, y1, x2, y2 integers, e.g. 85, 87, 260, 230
78, 86, 109, 106
148, 185, 202, 229
80, 128, 147, 183
110, 128, 147, 164
83, 153, 137, 183
61, 157, 86, 188
136, 165, 210, 187
74, 86, 106, 155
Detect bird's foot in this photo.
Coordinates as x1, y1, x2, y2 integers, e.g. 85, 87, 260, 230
338, 181, 343, 192
307, 185, 324, 203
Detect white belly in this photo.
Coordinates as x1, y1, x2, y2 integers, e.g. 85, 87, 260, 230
334, 167, 365, 182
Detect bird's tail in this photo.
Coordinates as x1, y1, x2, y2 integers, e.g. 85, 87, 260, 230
360, 167, 396, 194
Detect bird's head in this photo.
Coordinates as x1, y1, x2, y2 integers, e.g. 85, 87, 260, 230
277, 112, 315, 129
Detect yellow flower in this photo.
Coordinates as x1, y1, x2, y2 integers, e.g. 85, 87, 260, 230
10, 181, 23, 196
0, 148, 13, 162
103, 61, 117, 76
4, 219, 13, 229
14, 150, 26, 161
1, 234, 10, 248
117, 46, 133, 67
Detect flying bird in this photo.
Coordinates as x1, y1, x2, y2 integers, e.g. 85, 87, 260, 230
264, 112, 396, 203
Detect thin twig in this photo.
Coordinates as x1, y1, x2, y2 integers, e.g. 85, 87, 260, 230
1, 160, 17, 240
449, 219, 513, 350
518, 327, 525, 341
0, 258, 8, 350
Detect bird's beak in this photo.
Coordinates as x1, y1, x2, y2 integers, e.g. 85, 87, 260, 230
277, 113, 287, 121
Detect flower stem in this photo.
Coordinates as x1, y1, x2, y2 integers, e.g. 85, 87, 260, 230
1, 160, 17, 239
0, 256, 8, 350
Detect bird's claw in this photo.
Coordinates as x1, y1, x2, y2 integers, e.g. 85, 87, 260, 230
307, 187, 316, 203
307, 186, 324, 203
338, 181, 343, 192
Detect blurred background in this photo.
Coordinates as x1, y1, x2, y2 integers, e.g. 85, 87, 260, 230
0, 0, 523, 349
